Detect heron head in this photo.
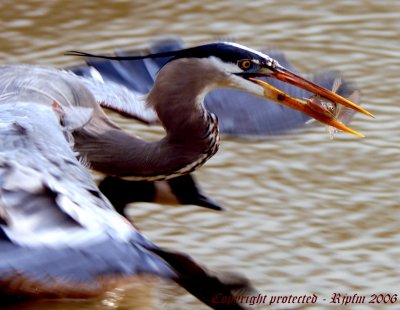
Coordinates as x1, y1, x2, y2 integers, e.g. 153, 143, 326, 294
164, 42, 372, 137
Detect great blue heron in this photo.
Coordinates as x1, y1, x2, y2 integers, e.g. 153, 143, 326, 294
0, 65, 254, 309
0, 42, 370, 307
69, 38, 363, 213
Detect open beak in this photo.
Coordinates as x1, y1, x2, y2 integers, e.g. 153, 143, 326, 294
251, 65, 373, 137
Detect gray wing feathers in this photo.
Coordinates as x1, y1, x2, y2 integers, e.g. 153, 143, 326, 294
0, 238, 174, 297
0, 102, 122, 246
76, 69, 159, 124
0, 99, 174, 294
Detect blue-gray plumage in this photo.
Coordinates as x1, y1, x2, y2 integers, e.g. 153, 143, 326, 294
0, 65, 252, 309
0, 100, 172, 293
0, 91, 174, 281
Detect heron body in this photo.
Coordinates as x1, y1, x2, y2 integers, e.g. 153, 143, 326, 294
0, 41, 369, 306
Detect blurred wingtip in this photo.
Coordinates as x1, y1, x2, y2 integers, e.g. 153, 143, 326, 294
150, 247, 254, 310
187, 193, 225, 211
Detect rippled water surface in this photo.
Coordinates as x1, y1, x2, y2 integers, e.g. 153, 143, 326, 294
1, 0, 399, 309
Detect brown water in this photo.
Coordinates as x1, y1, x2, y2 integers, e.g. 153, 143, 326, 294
1, 0, 399, 309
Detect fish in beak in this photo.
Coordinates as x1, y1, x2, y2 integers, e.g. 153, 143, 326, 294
252, 64, 372, 137
305, 78, 361, 139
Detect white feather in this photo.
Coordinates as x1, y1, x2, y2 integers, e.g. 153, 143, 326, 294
78, 69, 159, 124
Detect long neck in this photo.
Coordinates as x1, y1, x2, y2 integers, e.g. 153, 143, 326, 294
75, 59, 222, 180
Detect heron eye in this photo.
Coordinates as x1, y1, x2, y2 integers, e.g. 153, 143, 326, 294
238, 59, 252, 70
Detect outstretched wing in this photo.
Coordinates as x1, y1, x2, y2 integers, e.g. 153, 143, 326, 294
0, 77, 176, 296
0, 102, 173, 295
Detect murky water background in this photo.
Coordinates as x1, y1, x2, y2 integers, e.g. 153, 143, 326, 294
1, 0, 399, 309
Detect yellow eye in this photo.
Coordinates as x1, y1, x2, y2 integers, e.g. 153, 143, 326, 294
239, 59, 252, 70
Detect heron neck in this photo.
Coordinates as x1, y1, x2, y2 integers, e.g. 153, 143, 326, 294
75, 58, 223, 180
74, 102, 218, 180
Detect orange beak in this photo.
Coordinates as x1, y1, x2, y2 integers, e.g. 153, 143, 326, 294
250, 78, 366, 137
271, 66, 373, 117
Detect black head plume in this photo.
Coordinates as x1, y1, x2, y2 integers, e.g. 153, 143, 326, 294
65, 42, 274, 67
65, 49, 179, 62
